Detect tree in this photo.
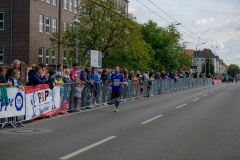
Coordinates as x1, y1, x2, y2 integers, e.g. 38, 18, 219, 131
140, 20, 188, 72
201, 57, 215, 76
227, 64, 240, 77
50, 0, 153, 71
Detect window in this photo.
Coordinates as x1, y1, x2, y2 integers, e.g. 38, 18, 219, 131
39, 15, 44, 32
46, 0, 50, 3
0, 13, 4, 30
69, 0, 73, 12
39, 48, 43, 63
53, 0, 56, 6
52, 51, 56, 64
74, 0, 77, 13
197, 59, 199, 61
52, 19, 57, 33
64, 21, 67, 35
46, 49, 50, 65
0, 46, 4, 64
64, 0, 68, 10
46, 17, 50, 34
124, 3, 127, 13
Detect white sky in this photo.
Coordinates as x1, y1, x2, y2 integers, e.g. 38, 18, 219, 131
129, 0, 240, 66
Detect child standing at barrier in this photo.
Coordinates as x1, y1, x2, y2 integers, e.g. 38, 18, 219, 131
74, 84, 84, 112
55, 75, 64, 100
8, 69, 24, 91
110, 66, 124, 112
45, 70, 55, 90
0, 67, 12, 87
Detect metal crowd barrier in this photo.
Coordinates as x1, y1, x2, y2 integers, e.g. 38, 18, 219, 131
0, 78, 213, 128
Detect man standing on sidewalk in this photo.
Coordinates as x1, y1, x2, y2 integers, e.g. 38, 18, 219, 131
110, 66, 124, 112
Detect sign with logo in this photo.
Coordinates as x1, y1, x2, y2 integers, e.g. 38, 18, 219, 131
90, 50, 102, 68
0, 88, 25, 118
25, 85, 60, 120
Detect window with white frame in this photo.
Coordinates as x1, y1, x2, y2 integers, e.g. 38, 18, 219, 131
39, 48, 43, 63
64, 0, 68, 10
69, 0, 73, 12
53, 0, 57, 6
46, 49, 50, 65
46, 0, 50, 4
39, 15, 44, 32
64, 21, 67, 35
52, 19, 57, 33
52, 51, 56, 64
0, 13, 4, 30
74, 0, 77, 13
0, 46, 4, 64
124, 3, 127, 13
46, 17, 50, 34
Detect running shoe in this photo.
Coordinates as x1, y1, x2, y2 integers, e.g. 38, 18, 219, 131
114, 109, 119, 112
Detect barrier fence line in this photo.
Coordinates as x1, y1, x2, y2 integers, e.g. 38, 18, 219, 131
0, 78, 215, 128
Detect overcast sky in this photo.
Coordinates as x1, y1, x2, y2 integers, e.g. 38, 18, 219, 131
128, 0, 240, 66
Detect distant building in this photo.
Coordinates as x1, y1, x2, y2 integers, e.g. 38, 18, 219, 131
193, 48, 227, 74
0, 0, 129, 66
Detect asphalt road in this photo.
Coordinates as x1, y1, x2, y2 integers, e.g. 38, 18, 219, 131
0, 83, 240, 160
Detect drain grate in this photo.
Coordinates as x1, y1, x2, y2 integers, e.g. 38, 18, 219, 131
0, 128, 52, 135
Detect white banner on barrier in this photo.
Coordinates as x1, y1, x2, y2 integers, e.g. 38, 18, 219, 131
25, 85, 60, 121
0, 88, 25, 118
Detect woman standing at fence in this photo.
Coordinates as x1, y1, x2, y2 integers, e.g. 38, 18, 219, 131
45, 70, 55, 90
8, 69, 24, 91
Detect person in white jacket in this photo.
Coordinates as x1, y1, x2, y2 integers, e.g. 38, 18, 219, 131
74, 84, 84, 111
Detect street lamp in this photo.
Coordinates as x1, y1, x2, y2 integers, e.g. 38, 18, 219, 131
73, 17, 80, 64
195, 43, 205, 72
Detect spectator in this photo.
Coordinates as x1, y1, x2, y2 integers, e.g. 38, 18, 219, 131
93, 69, 102, 105
136, 71, 141, 78
45, 70, 55, 90
63, 69, 74, 83
155, 71, 159, 80
27, 66, 47, 86
133, 72, 138, 80
82, 65, 92, 109
70, 63, 80, 82
101, 69, 110, 83
161, 70, 165, 79
28, 64, 37, 80
199, 72, 203, 78
207, 73, 211, 78
38, 63, 47, 78
6, 60, 21, 80
128, 71, 134, 80
138, 75, 143, 96
149, 70, 154, 77
74, 84, 84, 112
164, 73, 169, 80
8, 69, 24, 91
0, 67, 12, 87
54, 64, 63, 80
55, 75, 64, 100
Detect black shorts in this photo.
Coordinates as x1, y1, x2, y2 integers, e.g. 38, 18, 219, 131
111, 90, 121, 99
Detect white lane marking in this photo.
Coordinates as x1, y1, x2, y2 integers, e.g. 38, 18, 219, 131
216, 90, 219, 91
176, 104, 186, 109
192, 98, 200, 102
59, 136, 116, 160
211, 91, 214, 93
203, 94, 208, 97
141, 115, 163, 124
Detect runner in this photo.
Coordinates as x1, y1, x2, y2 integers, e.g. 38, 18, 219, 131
110, 66, 124, 112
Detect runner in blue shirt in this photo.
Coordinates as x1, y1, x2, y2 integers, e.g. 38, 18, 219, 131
110, 66, 124, 112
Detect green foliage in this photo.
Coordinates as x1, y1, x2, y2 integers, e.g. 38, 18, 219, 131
201, 57, 215, 75
227, 64, 240, 77
140, 20, 190, 72
50, 0, 152, 71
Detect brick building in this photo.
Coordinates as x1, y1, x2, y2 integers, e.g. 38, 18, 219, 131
0, 0, 129, 66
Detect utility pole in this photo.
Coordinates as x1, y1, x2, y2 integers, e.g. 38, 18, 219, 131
209, 55, 210, 75
58, 0, 62, 64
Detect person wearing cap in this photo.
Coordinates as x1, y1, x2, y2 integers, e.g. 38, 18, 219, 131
92, 69, 102, 105
70, 63, 80, 82
55, 74, 64, 100
45, 70, 55, 90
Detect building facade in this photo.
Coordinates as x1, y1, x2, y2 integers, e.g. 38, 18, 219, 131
0, 0, 129, 66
